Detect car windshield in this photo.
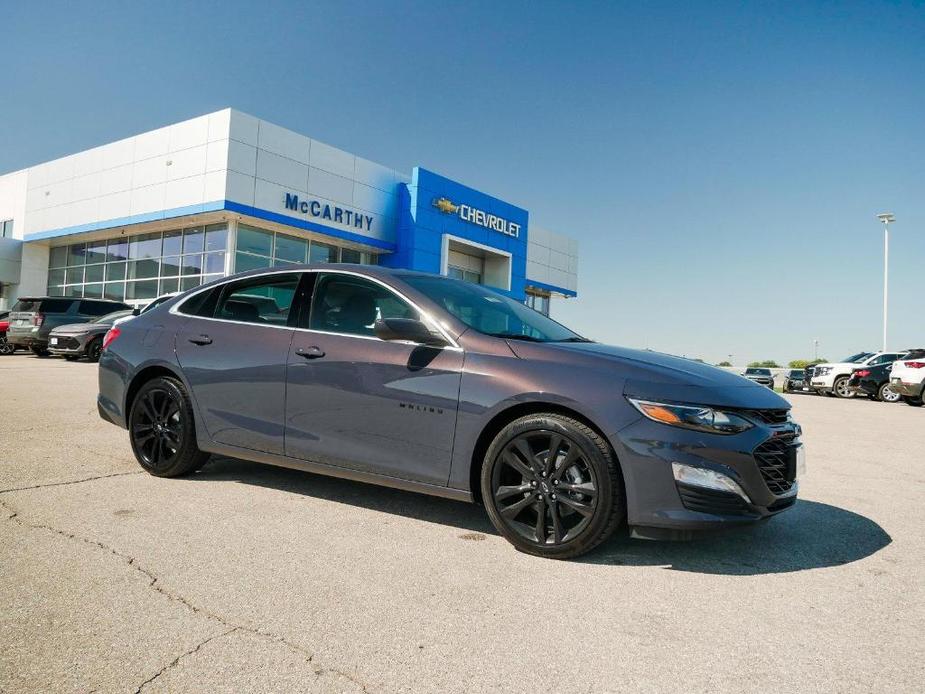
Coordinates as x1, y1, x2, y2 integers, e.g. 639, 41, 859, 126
92, 310, 131, 324
400, 275, 586, 342
840, 352, 874, 363
745, 368, 771, 375
789, 370, 803, 376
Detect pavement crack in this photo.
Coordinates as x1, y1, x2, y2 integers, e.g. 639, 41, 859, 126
0, 496, 371, 690
134, 627, 238, 693
0, 470, 143, 494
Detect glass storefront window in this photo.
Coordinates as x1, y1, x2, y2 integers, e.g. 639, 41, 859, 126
183, 227, 205, 254
163, 230, 183, 256
204, 252, 225, 274
205, 224, 228, 252
126, 279, 159, 300
182, 254, 203, 275
84, 283, 103, 298
237, 225, 273, 256
67, 243, 86, 266
309, 242, 337, 263
159, 277, 180, 295
129, 232, 162, 260
85, 241, 107, 264
128, 258, 159, 280
107, 239, 129, 262
84, 264, 105, 283
104, 283, 125, 301
106, 262, 127, 282
341, 248, 362, 264
161, 256, 181, 277
275, 233, 307, 264
235, 252, 271, 273
66, 267, 84, 285
50, 246, 68, 268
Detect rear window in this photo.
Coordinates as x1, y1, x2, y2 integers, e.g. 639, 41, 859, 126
79, 300, 124, 316
12, 298, 74, 313
746, 368, 771, 375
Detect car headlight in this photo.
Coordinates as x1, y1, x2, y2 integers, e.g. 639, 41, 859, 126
816, 367, 832, 376
627, 398, 754, 435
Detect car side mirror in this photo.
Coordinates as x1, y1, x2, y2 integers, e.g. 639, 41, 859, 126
373, 318, 448, 347
132, 308, 141, 316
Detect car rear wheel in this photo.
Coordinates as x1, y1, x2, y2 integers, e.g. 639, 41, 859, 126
902, 395, 924, 407
129, 376, 210, 477
878, 382, 901, 403
480, 414, 624, 559
30, 346, 49, 357
86, 337, 103, 363
0, 338, 13, 356
833, 376, 854, 398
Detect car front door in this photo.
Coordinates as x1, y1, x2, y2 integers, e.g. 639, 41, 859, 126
285, 271, 463, 486
175, 271, 304, 456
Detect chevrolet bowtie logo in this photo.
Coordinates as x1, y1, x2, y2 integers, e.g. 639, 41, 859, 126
432, 197, 459, 214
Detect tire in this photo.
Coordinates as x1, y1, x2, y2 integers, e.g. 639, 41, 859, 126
480, 413, 624, 559
877, 382, 901, 404
64, 355, 79, 361
30, 346, 50, 357
902, 395, 924, 407
129, 376, 210, 477
86, 337, 103, 363
0, 338, 13, 356
833, 376, 854, 399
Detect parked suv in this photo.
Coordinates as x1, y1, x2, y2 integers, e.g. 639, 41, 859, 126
743, 367, 774, 389
783, 369, 808, 393
6, 297, 131, 356
809, 351, 907, 398
890, 349, 925, 407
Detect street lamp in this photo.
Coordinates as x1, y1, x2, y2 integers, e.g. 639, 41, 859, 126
876, 213, 895, 351
813, 339, 819, 362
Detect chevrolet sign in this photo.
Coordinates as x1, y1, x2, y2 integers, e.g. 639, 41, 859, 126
432, 197, 520, 238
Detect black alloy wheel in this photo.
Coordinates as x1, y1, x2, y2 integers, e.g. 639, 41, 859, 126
482, 414, 623, 559
86, 337, 103, 363
877, 382, 901, 403
129, 376, 209, 477
0, 338, 13, 356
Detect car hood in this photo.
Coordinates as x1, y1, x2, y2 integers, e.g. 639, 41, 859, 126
51, 322, 109, 335
507, 341, 789, 410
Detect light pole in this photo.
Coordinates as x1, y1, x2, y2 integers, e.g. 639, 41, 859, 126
876, 213, 894, 351
813, 339, 819, 362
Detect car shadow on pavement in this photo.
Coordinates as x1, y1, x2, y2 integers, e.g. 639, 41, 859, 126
192, 457, 891, 576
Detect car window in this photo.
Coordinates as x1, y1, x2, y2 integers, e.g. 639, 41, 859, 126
309, 273, 418, 337
79, 300, 119, 316
214, 273, 300, 326
93, 310, 132, 324
840, 352, 873, 364
745, 368, 771, 375
870, 353, 899, 365
400, 274, 582, 342
13, 298, 73, 313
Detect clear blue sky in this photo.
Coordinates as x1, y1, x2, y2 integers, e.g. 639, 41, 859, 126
3, 1, 923, 364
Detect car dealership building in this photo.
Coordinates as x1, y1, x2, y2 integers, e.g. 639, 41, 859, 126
0, 109, 578, 314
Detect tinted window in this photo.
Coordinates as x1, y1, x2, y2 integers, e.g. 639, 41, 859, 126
215, 273, 300, 326
79, 300, 121, 316
789, 370, 803, 377
870, 353, 899, 365
745, 368, 771, 375
310, 274, 417, 337
93, 310, 132, 324
840, 352, 873, 363
400, 274, 582, 342
12, 298, 74, 313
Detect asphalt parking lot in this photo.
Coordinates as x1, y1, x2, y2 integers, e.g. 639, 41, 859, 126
1, 353, 922, 693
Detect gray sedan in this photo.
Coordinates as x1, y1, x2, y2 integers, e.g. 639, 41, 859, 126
48, 309, 134, 362
97, 265, 804, 559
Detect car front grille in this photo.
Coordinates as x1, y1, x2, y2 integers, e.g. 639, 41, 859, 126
753, 434, 798, 495
53, 336, 80, 350
746, 408, 790, 425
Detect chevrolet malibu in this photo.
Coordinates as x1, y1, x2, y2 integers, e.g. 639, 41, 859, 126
98, 266, 804, 559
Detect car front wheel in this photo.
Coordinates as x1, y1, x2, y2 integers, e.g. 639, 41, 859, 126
481, 414, 624, 559
86, 337, 103, 363
833, 376, 854, 398
129, 376, 210, 477
902, 395, 924, 407
30, 346, 50, 357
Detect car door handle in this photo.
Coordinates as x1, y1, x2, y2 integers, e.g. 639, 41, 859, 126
296, 346, 325, 359
188, 335, 212, 346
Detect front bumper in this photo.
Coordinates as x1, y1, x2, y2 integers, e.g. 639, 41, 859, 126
47, 334, 90, 355
613, 414, 802, 534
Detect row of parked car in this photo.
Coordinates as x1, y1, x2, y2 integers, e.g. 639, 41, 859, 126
0, 295, 173, 361
742, 352, 925, 407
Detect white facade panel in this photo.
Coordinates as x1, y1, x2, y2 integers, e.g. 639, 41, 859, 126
165, 176, 205, 210
222, 170, 252, 205
207, 109, 232, 143
100, 137, 136, 171
168, 114, 210, 152
132, 156, 168, 188
310, 140, 355, 179
309, 167, 354, 204
130, 183, 166, 216
257, 121, 311, 164
70, 171, 102, 202
203, 170, 230, 203
225, 139, 255, 176
97, 191, 132, 221
167, 145, 208, 181
256, 149, 308, 190
134, 126, 170, 161
229, 109, 259, 146
354, 157, 399, 193
99, 163, 134, 196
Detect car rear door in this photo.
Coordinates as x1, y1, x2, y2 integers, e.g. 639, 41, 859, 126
284, 271, 463, 486
174, 271, 306, 456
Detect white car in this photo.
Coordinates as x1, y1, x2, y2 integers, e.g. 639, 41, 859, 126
889, 349, 925, 406
810, 351, 908, 398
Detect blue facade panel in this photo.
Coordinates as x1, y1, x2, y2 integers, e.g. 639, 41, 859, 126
381, 167, 530, 300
